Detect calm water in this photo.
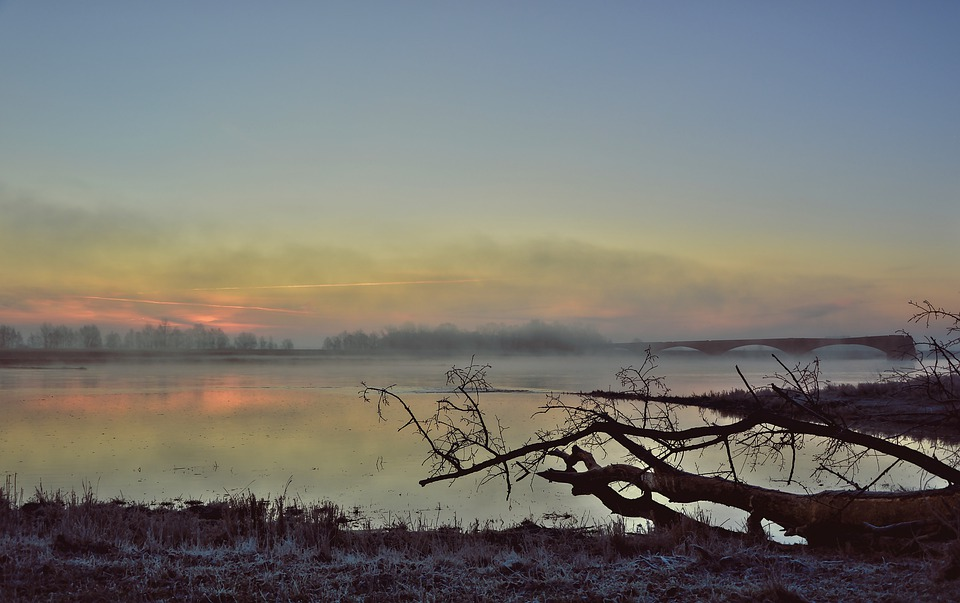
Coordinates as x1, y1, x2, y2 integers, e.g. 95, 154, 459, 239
0, 350, 928, 534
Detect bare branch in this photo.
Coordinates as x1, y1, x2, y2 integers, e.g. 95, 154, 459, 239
363, 315, 960, 545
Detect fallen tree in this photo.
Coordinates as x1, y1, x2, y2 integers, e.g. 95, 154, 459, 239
362, 303, 960, 546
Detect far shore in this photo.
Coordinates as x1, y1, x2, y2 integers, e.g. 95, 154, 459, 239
0, 347, 338, 366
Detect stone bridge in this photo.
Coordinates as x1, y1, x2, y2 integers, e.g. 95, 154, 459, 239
617, 335, 916, 359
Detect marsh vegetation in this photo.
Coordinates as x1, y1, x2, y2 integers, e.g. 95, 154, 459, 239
2, 479, 959, 602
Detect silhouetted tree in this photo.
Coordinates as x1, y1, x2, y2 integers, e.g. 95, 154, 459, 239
324, 321, 608, 354
894, 300, 960, 419
324, 330, 379, 352
78, 324, 102, 349
156, 319, 171, 349
0, 325, 23, 349
11, 320, 291, 352
210, 327, 231, 349
234, 332, 258, 350
39, 323, 76, 348
123, 328, 137, 349
105, 332, 122, 349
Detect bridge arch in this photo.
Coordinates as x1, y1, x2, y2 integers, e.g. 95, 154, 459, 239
621, 335, 915, 359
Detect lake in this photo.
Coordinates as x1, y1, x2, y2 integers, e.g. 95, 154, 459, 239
0, 349, 930, 535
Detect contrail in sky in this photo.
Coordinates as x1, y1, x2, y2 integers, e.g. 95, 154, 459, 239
190, 279, 483, 291
78, 296, 311, 315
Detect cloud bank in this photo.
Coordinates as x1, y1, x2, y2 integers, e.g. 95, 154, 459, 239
0, 194, 938, 346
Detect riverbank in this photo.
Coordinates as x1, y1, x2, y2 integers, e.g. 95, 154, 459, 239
2, 488, 957, 602
589, 374, 960, 442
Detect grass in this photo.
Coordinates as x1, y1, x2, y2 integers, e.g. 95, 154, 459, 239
2, 478, 959, 602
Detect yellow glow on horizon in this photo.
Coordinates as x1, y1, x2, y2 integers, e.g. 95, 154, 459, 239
1, 193, 953, 343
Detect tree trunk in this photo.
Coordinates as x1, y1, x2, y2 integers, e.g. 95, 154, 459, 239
539, 458, 960, 544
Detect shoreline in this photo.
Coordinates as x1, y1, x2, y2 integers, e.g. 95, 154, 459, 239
2, 489, 957, 601
585, 378, 960, 442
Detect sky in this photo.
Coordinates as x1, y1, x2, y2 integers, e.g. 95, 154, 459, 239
0, 1, 957, 347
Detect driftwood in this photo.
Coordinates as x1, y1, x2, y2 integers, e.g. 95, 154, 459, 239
540, 444, 960, 544
362, 347, 960, 546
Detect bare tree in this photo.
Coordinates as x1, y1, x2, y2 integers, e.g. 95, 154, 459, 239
38, 323, 76, 348
78, 324, 102, 349
892, 300, 960, 421
363, 313, 960, 546
0, 324, 23, 349
234, 332, 259, 350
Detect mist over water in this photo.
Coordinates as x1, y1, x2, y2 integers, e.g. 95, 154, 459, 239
0, 351, 922, 534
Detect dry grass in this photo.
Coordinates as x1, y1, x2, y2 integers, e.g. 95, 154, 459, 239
2, 479, 959, 602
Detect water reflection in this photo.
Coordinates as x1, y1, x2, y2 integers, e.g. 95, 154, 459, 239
0, 353, 938, 537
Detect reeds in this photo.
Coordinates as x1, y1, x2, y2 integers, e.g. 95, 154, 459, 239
0, 478, 953, 601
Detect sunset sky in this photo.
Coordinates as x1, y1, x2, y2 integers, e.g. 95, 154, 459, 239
1, 2, 957, 347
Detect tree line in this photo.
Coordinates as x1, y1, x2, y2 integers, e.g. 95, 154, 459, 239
0, 322, 294, 351
322, 320, 609, 354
